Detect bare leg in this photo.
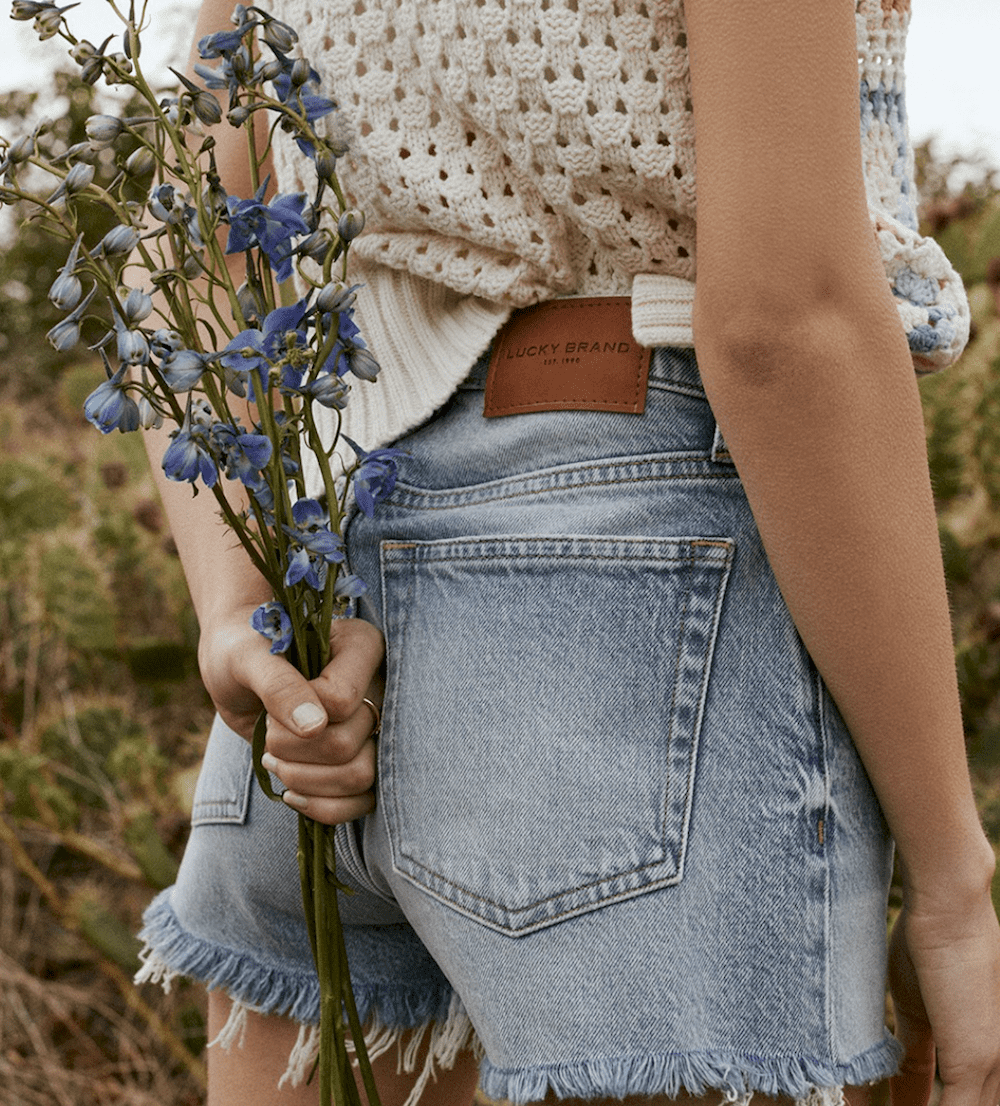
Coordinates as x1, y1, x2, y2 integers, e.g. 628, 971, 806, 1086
207, 991, 479, 1106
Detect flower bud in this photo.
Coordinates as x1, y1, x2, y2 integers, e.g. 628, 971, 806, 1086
257, 58, 283, 82
116, 325, 150, 365
149, 182, 178, 222
69, 39, 96, 61
306, 372, 349, 409
122, 21, 140, 59
290, 57, 312, 87
314, 148, 339, 185
137, 395, 163, 430
182, 251, 205, 279
229, 46, 252, 83
47, 316, 81, 352
48, 269, 82, 311
65, 140, 100, 163
125, 146, 155, 177
64, 162, 96, 193
33, 6, 63, 39
7, 134, 35, 163
316, 280, 358, 314
85, 114, 123, 146
299, 229, 333, 264
236, 280, 264, 321
105, 52, 133, 80
345, 344, 379, 381
80, 56, 105, 85
201, 174, 228, 216
262, 17, 296, 53
150, 328, 183, 358
100, 223, 140, 255
161, 348, 207, 392
191, 90, 223, 126
337, 209, 365, 243
11, 1, 51, 20
227, 104, 250, 126
122, 287, 153, 323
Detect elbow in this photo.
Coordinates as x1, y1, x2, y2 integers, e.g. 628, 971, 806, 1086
691, 277, 909, 391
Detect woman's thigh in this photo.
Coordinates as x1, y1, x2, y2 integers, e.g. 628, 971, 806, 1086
206, 991, 480, 1106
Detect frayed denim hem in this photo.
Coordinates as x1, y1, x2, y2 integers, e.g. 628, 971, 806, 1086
133, 890, 477, 1106
134, 889, 455, 1028
476, 1035, 903, 1106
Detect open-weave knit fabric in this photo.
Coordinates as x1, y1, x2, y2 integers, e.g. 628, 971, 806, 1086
271, 0, 969, 469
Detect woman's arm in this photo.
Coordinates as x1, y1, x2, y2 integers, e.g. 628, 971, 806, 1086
683, 1, 1000, 1103
137, 0, 382, 824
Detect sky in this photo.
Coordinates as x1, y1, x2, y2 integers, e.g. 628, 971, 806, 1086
3, 0, 999, 170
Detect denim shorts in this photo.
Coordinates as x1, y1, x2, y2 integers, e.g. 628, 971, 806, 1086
137, 347, 901, 1105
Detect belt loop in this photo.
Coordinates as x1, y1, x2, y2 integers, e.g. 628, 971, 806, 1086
711, 424, 734, 465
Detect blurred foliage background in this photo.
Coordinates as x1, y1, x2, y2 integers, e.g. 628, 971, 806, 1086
0, 72, 999, 1106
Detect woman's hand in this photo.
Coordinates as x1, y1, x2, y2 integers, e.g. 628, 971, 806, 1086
889, 866, 1000, 1106
198, 606, 385, 825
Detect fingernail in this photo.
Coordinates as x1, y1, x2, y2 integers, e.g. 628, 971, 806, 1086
282, 790, 309, 811
292, 702, 326, 732
261, 752, 278, 773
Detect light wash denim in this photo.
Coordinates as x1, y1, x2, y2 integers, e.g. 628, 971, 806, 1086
137, 347, 901, 1104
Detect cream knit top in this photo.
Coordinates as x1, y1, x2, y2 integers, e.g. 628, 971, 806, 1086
271, 0, 969, 467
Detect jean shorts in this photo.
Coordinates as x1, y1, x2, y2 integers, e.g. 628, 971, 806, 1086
136, 347, 901, 1105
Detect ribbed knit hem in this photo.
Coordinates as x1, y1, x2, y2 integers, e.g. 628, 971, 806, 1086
477, 1036, 903, 1106
631, 272, 696, 349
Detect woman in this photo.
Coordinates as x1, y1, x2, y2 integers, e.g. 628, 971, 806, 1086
136, 1, 1000, 1105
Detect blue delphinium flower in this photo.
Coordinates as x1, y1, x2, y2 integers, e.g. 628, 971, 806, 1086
225, 179, 309, 282
84, 363, 141, 434
303, 372, 349, 409
344, 437, 405, 517
266, 53, 338, 158
210, 423, 272, 489
335, 573, 366, 599
219, 301, 309, 399
316, 303, 379, 382
160, 348, 208, 391
251, 600, 293, 654
283, 498, 345, 563
162, 407, 218, 487
284, 544, 327, 590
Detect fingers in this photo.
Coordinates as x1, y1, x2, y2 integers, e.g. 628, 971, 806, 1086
224, 616, 384, 741
262, 738, 377, 797
311, 618, 385, 724
263, 723, 377, 826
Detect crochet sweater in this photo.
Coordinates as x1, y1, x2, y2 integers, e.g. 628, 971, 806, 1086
271, 0, 969, 467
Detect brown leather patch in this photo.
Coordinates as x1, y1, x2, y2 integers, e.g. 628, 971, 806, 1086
484, 297, 650, 417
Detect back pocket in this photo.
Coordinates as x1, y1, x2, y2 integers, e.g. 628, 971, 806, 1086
190, 715, 254, 826
378, 534, 734, 936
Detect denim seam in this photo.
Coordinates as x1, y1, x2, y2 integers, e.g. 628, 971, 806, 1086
334, 820, 398, 906
659, 550, 691, 848
389, 469, 740, 512
817, 671, 836, 1065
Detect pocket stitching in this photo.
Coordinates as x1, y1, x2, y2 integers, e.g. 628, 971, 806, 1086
379, 535, 735, 934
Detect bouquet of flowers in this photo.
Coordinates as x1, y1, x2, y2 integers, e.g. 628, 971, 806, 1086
1, 2, 397, 1102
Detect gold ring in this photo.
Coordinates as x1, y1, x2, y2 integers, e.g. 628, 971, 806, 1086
360, 697, 381, 737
